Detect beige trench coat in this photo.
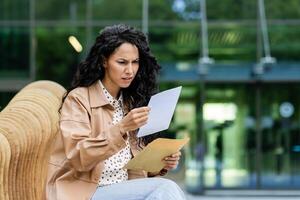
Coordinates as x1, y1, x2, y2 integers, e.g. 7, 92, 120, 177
46, 81, 147, 200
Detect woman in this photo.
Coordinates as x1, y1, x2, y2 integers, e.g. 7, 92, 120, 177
46, 24, 186, 200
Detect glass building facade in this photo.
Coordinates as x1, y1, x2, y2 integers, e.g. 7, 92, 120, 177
1, 0, 300, 191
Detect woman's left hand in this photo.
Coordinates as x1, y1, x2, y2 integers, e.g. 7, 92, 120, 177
162, 151, 181, 170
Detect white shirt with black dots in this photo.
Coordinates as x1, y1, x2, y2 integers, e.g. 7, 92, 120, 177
98, 81, 132, 187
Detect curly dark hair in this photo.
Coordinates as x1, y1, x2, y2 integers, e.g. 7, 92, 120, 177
62, 24, 161, 145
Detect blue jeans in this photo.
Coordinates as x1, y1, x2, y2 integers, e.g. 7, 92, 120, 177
91, 177, 186, 200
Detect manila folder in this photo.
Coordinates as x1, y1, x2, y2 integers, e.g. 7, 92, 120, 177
124, 137, 190, 173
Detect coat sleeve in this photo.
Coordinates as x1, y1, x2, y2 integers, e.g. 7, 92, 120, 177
59, 90, 127, 172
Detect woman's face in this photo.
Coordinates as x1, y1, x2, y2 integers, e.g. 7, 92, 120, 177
102, 42, 139, 94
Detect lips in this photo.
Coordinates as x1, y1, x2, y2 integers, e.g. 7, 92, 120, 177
122, 77, 133, 81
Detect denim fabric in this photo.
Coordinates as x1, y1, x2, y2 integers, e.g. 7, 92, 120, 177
91, 177, 186, 200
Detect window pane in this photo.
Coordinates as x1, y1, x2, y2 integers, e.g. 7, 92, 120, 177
0, 92, 16, 110
92, 0, 142, 21
260, 84, 300, 188
36, 0, 86, 20
207, 0, 256, 20
209, 25, 257, 61
203, 84, 257, 188
265, 0, 300, 19
0, 0, 29, 20
0, 27, 30, 78
149, 24, 200, 62
269, 25, 300, 61
36, 27, 85, 86
149, 0, 181, 21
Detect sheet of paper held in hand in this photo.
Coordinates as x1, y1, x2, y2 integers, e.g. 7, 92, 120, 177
137, 86, 182, 138
124, 137, 190, 172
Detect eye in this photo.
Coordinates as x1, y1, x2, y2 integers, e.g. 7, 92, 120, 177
117, 60, 126, 64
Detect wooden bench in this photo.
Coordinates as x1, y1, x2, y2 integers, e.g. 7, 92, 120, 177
0, 80, 65, 200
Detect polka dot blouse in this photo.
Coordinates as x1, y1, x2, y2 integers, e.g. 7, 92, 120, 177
98, 81, 132, 187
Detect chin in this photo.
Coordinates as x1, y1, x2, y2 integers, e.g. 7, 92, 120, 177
119, 83, 132, 88
119, 78, 135, 88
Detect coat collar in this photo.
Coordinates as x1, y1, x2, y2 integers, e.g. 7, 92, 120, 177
88, 80, 111, 108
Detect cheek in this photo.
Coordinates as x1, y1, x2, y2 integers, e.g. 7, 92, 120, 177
110, 65, 122, 75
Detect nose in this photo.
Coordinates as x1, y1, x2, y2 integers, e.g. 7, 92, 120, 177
125, 63, 134, 75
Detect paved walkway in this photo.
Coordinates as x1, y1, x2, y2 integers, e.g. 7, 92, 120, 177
186, 196, 300, 200
166, 169, 300, 200
185, 190, 300, 200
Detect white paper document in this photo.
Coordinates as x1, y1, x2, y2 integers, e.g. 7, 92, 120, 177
137, 86, 182, 137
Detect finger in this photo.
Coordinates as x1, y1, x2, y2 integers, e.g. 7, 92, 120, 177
164, 156, 175, 161
131, 115, 148, 127
164, 157, 180, 162
164, 162, 178, 170
134, 106, 150, 113
132, 112, 148, 120
169, 155, 180, 160
164, 166, 173, 170
171, 151, 181, 157
165, 161, 178, 166
164, 153, 181, 161
135, 116, 148, 125
164, 157, 179, 164
163, 157, 179, 163
139, 121, 148, 127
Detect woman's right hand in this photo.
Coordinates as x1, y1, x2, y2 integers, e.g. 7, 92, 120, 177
118, 106, 150, 134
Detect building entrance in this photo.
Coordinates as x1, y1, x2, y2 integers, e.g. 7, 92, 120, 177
200, 84, 300, 189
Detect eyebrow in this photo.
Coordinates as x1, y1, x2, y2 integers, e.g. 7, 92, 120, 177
116, 58, 139, 61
